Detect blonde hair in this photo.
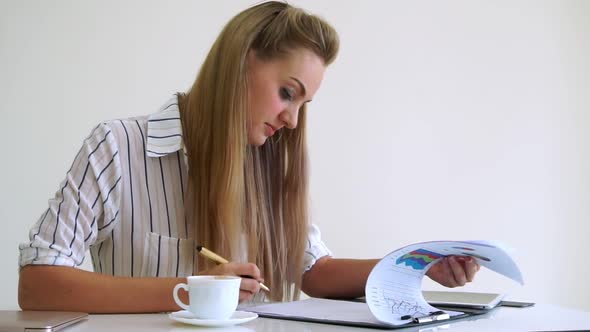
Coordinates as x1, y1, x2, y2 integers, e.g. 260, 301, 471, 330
179, 1, 339, 301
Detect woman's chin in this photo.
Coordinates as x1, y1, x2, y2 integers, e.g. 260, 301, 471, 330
248, 135, 268, 147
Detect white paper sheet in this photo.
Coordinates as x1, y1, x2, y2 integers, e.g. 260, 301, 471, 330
365, 240, 523, 325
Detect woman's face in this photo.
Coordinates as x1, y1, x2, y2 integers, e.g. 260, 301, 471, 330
246, 48, 326, 146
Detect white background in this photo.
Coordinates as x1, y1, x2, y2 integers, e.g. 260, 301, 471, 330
1, 0, 589, 311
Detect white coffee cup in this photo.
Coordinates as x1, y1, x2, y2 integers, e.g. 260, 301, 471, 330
173, 275, 241, 320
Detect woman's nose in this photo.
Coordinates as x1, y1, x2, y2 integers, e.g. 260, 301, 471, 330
280, 106, 299, 129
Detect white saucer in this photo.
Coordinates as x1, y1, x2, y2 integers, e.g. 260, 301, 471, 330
169, 310, 258, 327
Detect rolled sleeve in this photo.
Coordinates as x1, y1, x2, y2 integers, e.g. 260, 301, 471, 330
19, 123, 122, 268
303, 223, 332, 272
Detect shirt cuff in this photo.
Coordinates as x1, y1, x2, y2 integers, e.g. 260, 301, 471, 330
303, 224, 332, 272
19, 243, 77, 269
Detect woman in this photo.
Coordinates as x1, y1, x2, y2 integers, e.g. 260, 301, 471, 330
18, 1, 479, 313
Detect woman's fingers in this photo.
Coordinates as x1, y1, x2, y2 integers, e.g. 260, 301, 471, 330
448, 256, 467, 286
427, 256, 481, 288
462, 257, 480, 282
429, 257, 457, 288
240, 277, 261, 294
238, 277, 262, 303
231, 263, 263, 281
239, 278, 260, 303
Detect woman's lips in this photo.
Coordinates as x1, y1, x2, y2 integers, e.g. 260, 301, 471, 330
265, 123, 277, 136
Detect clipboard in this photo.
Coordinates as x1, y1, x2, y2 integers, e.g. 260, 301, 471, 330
244, 241, 522, 329
242, 298, 487, 330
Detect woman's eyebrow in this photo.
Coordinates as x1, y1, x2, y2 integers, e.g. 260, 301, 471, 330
289, 76, 312, 102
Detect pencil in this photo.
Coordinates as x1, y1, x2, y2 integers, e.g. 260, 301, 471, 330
196, 245, 271, 292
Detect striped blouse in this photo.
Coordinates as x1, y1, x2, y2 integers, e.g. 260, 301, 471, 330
19, 96, 332, 279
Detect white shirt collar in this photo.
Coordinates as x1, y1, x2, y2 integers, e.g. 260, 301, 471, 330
146, 96, 184, 158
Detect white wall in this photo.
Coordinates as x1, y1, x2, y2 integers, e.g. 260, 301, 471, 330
1, 0, 588, 311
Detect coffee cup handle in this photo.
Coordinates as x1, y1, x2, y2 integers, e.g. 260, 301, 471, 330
173, 283, 190, 310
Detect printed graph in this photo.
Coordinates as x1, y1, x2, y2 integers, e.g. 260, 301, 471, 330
382, 296, 430, 316
452, 246, 475, 251
395, 249, 443, 270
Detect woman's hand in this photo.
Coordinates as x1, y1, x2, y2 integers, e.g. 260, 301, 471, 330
426, 256, 480, 288
198, 262, 264, 302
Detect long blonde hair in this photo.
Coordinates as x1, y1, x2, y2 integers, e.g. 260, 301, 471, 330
179, 1, 339, 301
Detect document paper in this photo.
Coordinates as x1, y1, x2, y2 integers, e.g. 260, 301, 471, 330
245, 240, 523, 327
366, 240, 523, 325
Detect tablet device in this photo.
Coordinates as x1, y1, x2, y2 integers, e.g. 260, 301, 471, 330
0, 310, 88, 332
423, 291, 505, 310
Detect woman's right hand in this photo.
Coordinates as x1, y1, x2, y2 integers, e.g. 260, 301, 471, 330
198, 262, 264, 302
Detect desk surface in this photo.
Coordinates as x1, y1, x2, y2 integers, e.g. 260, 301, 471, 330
67, 303, 589, 332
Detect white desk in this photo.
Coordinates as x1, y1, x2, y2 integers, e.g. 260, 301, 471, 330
67, 304, 590, 332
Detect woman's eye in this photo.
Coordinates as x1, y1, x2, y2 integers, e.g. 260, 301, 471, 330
280, 87, 294, 101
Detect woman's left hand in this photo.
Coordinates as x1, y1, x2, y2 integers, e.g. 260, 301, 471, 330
426, 256, 480, 288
